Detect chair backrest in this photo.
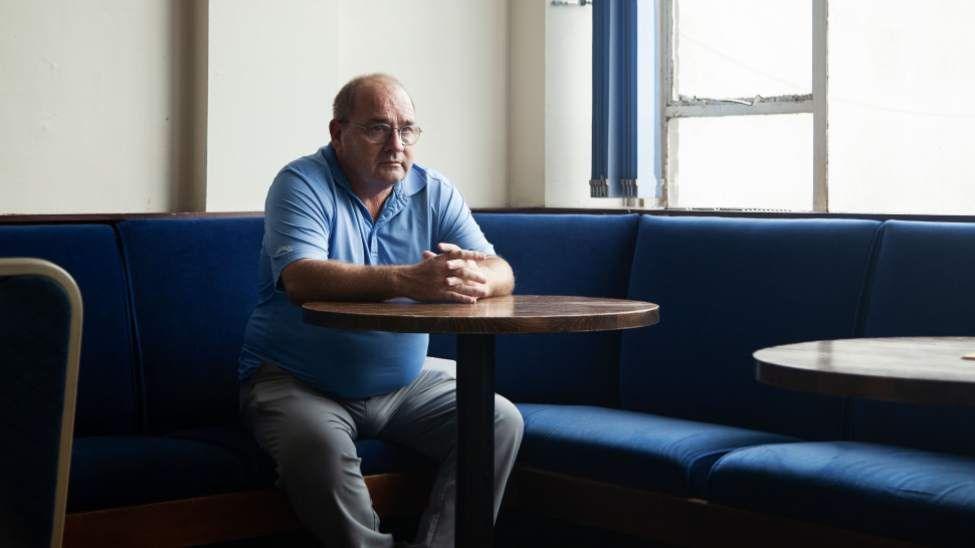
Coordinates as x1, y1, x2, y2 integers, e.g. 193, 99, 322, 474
0, 258, 82, 548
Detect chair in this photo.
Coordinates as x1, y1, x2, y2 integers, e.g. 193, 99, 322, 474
0, 258, 82, 548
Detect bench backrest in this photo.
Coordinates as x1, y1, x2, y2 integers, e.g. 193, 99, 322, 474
619, 216, 882, 440
852, 220, 975, 455
430, 213, 640, 406
0, 225, 139, 436
117, 218, 264, 434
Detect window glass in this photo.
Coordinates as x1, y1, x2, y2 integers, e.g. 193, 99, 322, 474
672, 114, 812, 210
828, 0, 975, 214
675, 0, 810, 98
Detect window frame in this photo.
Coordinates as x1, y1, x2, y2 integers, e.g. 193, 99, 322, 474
658, 0, 828, 212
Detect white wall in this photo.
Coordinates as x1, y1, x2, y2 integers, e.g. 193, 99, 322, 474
2, 1, 600, 214
206, 0, 509, 211
508, 0, 622, 209
508, 0, 546, 206
205, 0, 339, 212
0, 0, 206, 214
543, 2, 599, 208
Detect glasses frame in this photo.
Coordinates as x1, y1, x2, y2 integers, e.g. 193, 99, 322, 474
343, 121, 423, 146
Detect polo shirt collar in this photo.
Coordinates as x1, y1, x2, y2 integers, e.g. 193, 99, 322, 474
320, 144, 427, 198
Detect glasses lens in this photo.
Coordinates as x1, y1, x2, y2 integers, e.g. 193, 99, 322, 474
364, 125, 390, 143
400, 126, 421, 145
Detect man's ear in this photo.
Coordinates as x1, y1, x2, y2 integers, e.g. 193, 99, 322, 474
328, 119, 343, 148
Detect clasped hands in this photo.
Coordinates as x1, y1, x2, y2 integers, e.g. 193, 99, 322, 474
400, 242, 491, 304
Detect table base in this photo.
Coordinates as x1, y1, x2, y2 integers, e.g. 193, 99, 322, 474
456, 334, 495, 548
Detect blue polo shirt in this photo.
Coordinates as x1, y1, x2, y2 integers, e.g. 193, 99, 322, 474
239, 145, 494, 398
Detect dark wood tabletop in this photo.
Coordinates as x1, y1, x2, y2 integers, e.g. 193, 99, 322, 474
302, 294, 660, 334
755, 336, 975, 406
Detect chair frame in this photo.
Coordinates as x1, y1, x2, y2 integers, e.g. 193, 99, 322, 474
0, 258, 83, 548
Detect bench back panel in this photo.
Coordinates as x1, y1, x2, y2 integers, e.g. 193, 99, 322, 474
620, 216, 881, 439
430, 213, 640, 406
0, 225, 139, 435
118, 218, 264, 433
852, 220, 975, 455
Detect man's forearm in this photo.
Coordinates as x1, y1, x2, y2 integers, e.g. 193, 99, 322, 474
481, 256, 515, 297
281, 259, 404, 304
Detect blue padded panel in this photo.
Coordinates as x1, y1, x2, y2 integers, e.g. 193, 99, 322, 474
0, 275, 71, 547
0, 225, 138, 436
68, 436, 251, 512
853, 220, 975, 456
709, 441, 975, 547
516, 404, 796, 497
621, 216, 881, 440
431, 214, 639, 406
118, 218, 264, 433
68, 435, 431, 512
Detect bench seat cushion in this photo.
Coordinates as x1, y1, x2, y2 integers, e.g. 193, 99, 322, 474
68, 432, 432, 512
709, 441, 975, 547
68, 436, 252, 512
516, 404, 796, 497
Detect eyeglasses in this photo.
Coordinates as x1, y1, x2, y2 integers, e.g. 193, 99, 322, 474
344, 122, 423, 146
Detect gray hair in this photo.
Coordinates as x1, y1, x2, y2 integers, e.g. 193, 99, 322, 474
332, 73, 414, 121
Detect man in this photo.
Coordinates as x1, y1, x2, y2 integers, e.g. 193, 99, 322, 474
238, 73, 523, 548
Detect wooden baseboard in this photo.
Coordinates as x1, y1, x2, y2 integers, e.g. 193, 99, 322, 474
63, 473, 431, 548
506, 466, 924, 548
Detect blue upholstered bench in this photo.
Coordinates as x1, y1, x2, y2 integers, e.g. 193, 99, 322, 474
3, 213, 973, 547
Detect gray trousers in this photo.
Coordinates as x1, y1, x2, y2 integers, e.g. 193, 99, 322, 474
240, 359, 524, 548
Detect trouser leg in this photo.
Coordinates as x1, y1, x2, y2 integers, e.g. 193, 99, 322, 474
241, 364, 394, 548
372, 367, 524, 548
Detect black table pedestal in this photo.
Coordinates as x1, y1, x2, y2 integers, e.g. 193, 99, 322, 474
456, 334, 495, 548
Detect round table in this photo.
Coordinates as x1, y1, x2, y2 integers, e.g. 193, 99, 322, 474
755, 336, 975, 406
303, 294, 659, 547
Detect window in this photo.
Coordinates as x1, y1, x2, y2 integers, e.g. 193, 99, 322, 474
656, 0, 975, 215
660, 0, 824, 211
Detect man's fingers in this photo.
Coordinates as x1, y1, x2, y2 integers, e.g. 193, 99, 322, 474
436, 242, 487, 261
445, 261, 487, 283
443, 290, 478, 304
422, 250, 437, 259
445, 278, 490, 299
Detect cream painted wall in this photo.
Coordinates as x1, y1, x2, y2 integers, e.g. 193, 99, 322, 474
508, 0, 546, 206
206, 0, 508, 211
508, 0, 620, 209
0, 0, 205, 214
205, 0, 340, 212
545, 3, 616, 208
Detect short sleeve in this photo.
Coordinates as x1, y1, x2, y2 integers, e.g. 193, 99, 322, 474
434, 179, 495, 255
264, 168, 331, 286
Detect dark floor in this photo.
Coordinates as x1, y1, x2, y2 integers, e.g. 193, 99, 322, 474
200, 511, 675, 547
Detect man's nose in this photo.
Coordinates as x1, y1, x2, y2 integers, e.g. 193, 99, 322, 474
384, 129, 406, 152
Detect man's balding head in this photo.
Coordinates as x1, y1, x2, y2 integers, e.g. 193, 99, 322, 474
328, 74, 418, 194
332, 73, 414, 122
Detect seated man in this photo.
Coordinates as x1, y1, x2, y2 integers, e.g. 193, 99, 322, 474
238, 73, 523, 548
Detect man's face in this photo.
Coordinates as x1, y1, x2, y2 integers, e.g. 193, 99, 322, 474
331, 83, 416, 190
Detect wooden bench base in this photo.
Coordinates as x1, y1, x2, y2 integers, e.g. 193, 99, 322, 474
64, 466, 925, 547
506, 466, 924, 548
